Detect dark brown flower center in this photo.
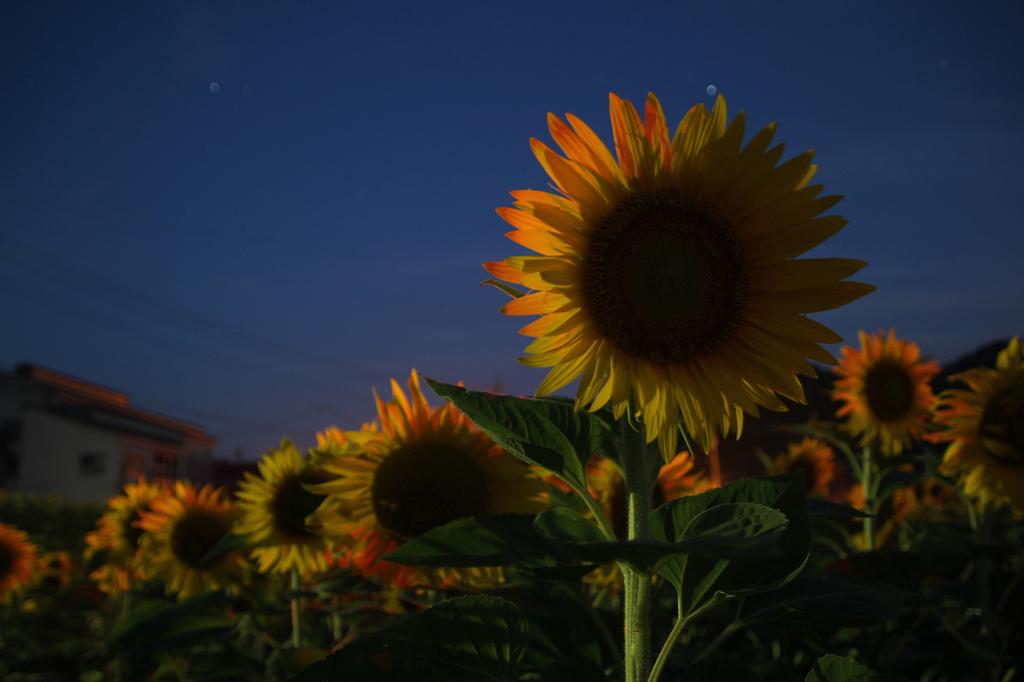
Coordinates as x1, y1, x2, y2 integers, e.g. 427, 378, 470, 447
0, 542, 13, 582
864, 361, 915, 422
122, 510, 145, 549
170, 512, 230, 569
610, 480, 667, 541
581, 189, 749, 367
272, 469, 333, 539
979, 384, 1024, 466
371, 441, 490, 542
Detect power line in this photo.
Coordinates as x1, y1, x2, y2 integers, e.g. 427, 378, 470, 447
0, 232, 360, 372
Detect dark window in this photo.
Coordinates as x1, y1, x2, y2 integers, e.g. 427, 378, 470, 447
153, 451, 179, 485
123, 452, 146, 481
79, 451, 106, 476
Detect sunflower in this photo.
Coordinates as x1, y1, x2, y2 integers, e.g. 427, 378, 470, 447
137, 481, 247, 599
34, 551, 75, 590
306, 369, 549, 590
764, 437, 836, 497
234, 439, 336, 574
86, 476, 168, 561
0, 523, 38, 598
485, 92, 874, 460
833, 329, 941, 456
583, 451, 714, 590
930, 337, 1024, 509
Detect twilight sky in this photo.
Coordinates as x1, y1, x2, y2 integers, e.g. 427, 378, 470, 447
1, 1, 1022, 461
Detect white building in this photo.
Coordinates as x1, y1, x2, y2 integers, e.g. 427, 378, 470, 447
0, 364, 215, 502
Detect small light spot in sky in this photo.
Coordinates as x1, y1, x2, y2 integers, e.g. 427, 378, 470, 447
209, 82, 220, 93
706, 85, 716, 96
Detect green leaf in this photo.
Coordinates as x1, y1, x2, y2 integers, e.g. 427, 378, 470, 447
806, 498, 877, 518
106, 590, 237, 657
294, 595, 529, 682
200, 530, 252, 564
804, 654, 902, 682
381, 513, 595, 577
876, 468, 925, 506
481, 279, 526, 298
681, 660, 766, 681
652, 472, 812, 617
533, 504, 786, 574
423, 378, 605, 493
539, 655, 608, 682
741, 573, 904, 623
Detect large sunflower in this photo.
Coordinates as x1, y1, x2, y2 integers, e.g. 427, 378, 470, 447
137, 481, 247, 599
584, 452, 714, 590
234, 439, 335, 574
307, 369, 549, 590
930, 337, 1024, 509
485, 93, 874, 460
764, 437, 836, 497
0, 523, 37, 598
833, 329, 941, 455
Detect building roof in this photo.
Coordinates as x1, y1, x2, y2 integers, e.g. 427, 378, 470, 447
10, 363, 216, 447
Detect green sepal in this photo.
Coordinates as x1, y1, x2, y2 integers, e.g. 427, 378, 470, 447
481, 279, 526, 298
292, 595, 528, 682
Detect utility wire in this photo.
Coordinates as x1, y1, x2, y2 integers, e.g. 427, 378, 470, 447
0, 232, 359, 371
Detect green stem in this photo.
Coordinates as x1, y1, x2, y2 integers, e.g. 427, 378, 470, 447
621, 415, 655, 682
332, 609, 343, 645
957, 488, 979, 533
291, 569, 302, 649
648, 595, 690, 682
861, 446, 875, 550
977, 508, 995, 637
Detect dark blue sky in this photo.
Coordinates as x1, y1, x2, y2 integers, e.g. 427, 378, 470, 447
2, 1, 1021, 461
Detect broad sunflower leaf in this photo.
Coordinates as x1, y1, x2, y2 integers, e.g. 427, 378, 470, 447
740, 572, 904, 624
200, 530, 252, 564
423, 378, 604, 493
539, 655, 608, 682
381, 513, 597, 578
293, 595, 528, 682
804, 654, 907, 682
651, 472, 811, 617
806, 498, 877, 518
105, 590, 237, 658
533, 504, 786, 574
681, 660, 766, 682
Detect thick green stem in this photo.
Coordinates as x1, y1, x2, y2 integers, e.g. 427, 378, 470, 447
861, 446, 875, 550
291, 569, 302, 649
977, 508, 995, 637
621, 416, 656, 682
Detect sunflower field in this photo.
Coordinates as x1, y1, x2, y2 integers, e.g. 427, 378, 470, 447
2, 93, 1023, 682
